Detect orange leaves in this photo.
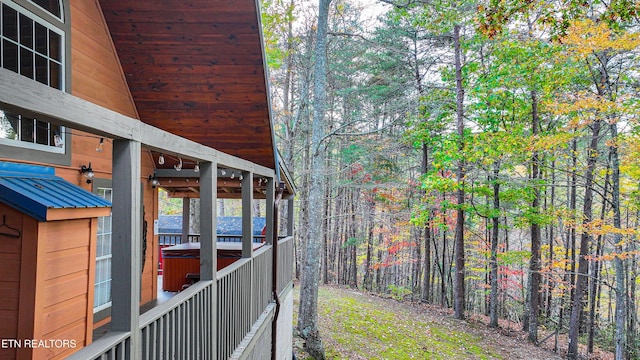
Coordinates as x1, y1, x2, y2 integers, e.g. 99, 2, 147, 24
577, 218, 637, 237
561, 19, 640, 58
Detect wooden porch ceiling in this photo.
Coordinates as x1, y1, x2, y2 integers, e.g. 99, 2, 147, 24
99, 0, 276, 170
150, 168, 271, 199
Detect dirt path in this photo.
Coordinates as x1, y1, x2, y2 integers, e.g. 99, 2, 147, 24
294, 285, 574, 360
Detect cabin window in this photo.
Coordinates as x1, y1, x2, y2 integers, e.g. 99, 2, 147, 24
94, 185, 113, 313
28, 0, 61, 20
0, 0, 65, 153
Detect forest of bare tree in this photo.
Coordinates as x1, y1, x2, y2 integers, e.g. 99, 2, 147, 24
262, 0, 640, 359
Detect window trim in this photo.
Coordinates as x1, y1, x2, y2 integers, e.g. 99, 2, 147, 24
92, 178, 113, 322
0, 0, 71, 164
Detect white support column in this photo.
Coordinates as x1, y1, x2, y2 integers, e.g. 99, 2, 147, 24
265, 177, 275, 245
111, 139, 142, 360
199, 161, 217, 281
241, 171, 253, 258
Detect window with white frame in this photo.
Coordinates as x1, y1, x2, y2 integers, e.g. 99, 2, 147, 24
0, 0, 65, 153
94, 186, 113, 313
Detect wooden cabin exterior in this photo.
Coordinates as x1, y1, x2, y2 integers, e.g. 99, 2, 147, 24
0, 0, 295, 359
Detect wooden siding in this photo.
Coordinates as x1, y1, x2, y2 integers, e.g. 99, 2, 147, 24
31, 219, 95, 360
69, 0, 138, 119
0, 205, 22, 360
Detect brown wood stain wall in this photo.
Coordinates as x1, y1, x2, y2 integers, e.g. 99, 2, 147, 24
0, 2, 159, 358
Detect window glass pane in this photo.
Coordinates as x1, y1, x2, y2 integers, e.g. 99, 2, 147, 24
20, 47, 33, 78
104, 233, 113, 255
35, 53, 47, 85
20, 117, 34, 143
96, 234, 104, 257
3, 39, 18, 72
34, 22, 46, 55
49, 60, 60, 89
0, 111, 19, 140
19, 14, 32, 47
2, 5, 17, 42
30, 0, 61, 19
49, 30, 60, 61
36, 120, 48, 145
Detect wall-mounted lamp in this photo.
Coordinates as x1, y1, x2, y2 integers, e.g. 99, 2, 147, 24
148, 174, 160, 188
53, 132, 64, 148
158, 153, 165, 165
194, 162, 200, 173
80, 162, 94, 184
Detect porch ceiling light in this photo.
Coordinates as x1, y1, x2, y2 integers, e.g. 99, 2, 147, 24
80, 162, 94, 184
148, 174, 160, 188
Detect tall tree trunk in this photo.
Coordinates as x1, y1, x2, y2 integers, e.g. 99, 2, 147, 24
421, 143, 432, 303
588, 154, 611, 353
528, 90, 541, 343
546, 159, 556, 319
560, 137, 578, 331
609, 121, 626, 360
489, 162, 500, 328
453, 23, 466, 321
363, 201, 374, 291
297, 0, 332, 357
567, 120, 601, 359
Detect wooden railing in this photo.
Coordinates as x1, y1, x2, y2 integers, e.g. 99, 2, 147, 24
139, 281, 215, 359
158, 233, 266, 245
252, 245, 273, 320
67, 331, 130, 360
277, 236, 294, 295
158, 233, 201, 246
216, 245, 272, 360
68, 245, 275, 360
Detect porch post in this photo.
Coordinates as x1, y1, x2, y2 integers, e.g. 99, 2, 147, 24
111, 139, 142, 360
241, 171, 253, 258
265, 177, 275, 245
199, 161, 217, 280
287, 198, 294, 237
199, 161, 217, 358
181, 197, 190, 243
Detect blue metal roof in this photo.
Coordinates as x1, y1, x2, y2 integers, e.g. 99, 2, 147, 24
0, 162, 111, 222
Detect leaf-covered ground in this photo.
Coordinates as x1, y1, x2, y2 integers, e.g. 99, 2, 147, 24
293, 285, 565, 360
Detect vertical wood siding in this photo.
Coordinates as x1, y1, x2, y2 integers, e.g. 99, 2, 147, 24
0, 205, 23, 360
31, 218, 95, 359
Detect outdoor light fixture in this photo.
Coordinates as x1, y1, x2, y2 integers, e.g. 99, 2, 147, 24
148, 174, 160, 188
80, 162, 95, 184
174, 157, 183, 171
96, 138, 104, 152
53, 132, 64, 148
158, 153, 165, 165
194, 162, 200, 173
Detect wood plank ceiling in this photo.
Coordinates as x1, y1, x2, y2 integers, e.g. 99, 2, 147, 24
98, 0, 276, 170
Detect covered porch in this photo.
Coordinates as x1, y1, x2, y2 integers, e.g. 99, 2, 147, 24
0, 68, 295, 359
